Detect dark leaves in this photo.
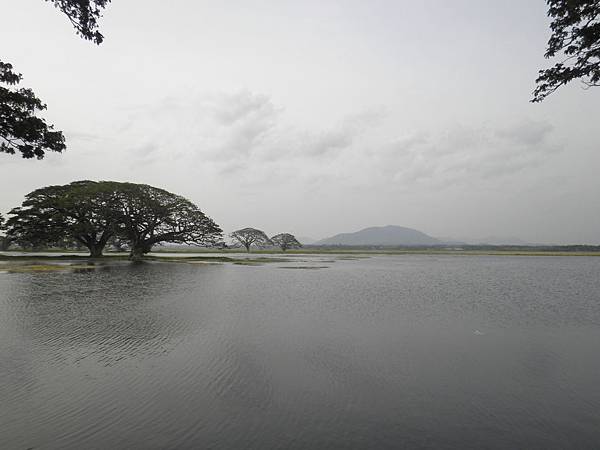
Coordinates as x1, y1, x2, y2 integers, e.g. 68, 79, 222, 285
271, 233, 302, 251
0, 61, 66, 159
1, 1, 111, 159
5, 181, 223, 257
47, 0, 111, 45
533, 0, 600, 102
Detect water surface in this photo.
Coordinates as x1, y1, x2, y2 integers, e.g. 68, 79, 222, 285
1, 255, 600, 449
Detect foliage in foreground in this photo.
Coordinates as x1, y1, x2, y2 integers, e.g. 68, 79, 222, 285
0, 62, 66, 158
47, 0, 111, 45
5, 180, 223, 258
1, 1, 111, 159
533, 0, 600, 101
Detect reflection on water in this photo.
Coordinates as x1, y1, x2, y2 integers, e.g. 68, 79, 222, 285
1, 256, 600, 449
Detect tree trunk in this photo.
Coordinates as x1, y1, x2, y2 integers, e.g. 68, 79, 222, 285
129, 243, 152, 261
88, 243, 104, 258
245, 243, 251, 253
85, 239, 104, 258
0, 237, 10, 251
129, 247, 145, 261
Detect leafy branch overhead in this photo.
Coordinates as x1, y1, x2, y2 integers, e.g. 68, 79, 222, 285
533, 0, 600, 102
1, 1, 111, 159
0, 61, 66, 158
47, 0, 111, 45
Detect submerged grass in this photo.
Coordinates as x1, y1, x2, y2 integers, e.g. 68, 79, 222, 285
0, 253, 294, 274
0, 263, 98, 273
1, 246, 599, 276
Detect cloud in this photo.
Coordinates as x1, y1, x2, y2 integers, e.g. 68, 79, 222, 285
206, 91, 278, 126
112, 92, 561, 193
496, 120, 554, 146
118, 89, 387, 180
370, 119, 561, 189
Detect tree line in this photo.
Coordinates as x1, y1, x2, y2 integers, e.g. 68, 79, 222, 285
0, 180, 302, 258
230, 228, 302, 252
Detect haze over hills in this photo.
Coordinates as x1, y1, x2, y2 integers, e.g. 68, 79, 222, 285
474, 236, 538, 246
297, 236, 318, 245
315, 225, 441, 246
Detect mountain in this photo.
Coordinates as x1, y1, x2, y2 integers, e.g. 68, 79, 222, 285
315, 225, 440, 246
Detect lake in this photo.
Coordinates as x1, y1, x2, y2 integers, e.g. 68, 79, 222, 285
1, 254, 600, 449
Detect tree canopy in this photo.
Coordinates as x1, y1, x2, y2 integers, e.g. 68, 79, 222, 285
114, 183, 223, 259
6, 181, 120, 256
0, 62, 66, 158
271, 233, 302, 251
5, 181, 223, 258
533, 0, 600, 102
230, 228, 272, 252
1, 1, 111, 159
48, 0, 111, 45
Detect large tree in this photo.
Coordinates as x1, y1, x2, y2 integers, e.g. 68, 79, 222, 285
1, 1, 111, 158
230, 228, 272, 252
5, 180, 120, 256
271, 233, 302, 252
533, 0, 600, 102
113, 183, 223, 259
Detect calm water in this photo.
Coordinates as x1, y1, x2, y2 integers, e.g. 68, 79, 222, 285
1, 255, 600, 449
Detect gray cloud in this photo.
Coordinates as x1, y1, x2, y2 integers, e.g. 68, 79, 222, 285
118, 90, 385, 174
371, 119, 562, 189
118, 91, 563, 194
496, 120, 554, 146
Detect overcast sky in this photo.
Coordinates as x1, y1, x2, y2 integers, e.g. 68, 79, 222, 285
1, 0, 599, 243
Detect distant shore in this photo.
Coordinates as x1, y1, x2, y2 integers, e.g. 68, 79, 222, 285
2, 245, 600, 259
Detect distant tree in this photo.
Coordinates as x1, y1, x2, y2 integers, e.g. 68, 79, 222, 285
5, 181, 120, 257
230, 228, 272, 252
1, 1, 111, 159
533, 0, 600, 102
271, 233, 302, 251
0, 61, 66, 158
113, 183, 223, 259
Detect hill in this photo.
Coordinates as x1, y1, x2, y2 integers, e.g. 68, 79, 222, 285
315, 225, 440, 246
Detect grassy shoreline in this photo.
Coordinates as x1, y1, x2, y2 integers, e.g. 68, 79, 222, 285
2, 248, 599, 274
3, 247, 600, 259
